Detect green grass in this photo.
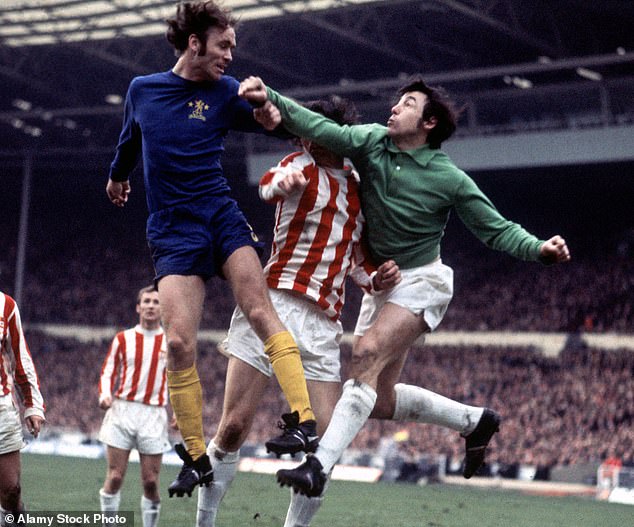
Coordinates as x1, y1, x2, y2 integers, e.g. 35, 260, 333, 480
22, 454, 632, 526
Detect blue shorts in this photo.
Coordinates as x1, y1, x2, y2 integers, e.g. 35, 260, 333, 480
147, 196, 264, 282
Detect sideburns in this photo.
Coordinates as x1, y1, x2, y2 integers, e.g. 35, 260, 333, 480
197, 41, 207, 56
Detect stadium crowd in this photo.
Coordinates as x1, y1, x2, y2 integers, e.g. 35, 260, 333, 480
25, 331, 633, 472
1, 159, 631, 478
7, 242, 632, 334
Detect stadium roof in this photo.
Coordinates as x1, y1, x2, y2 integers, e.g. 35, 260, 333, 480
0, 0, 386, 47
1, 0, 633, 161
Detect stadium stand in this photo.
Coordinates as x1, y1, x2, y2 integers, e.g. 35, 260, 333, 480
1, 144, 632, 485
26, 332, 633, 474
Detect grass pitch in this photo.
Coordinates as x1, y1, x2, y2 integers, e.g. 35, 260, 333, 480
22, 454, 631, 526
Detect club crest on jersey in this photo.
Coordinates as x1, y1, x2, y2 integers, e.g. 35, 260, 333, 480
188, 99, 209, 121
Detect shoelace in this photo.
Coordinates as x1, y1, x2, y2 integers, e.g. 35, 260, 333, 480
176, 464, 198, 479
276, 419, 298, 433
278, 424, 306, 443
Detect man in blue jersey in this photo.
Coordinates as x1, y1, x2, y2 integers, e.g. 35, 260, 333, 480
106, 1, 317, 498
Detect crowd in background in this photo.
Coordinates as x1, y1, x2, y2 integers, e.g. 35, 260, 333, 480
4, 242, 632, 334
25, 332, 633, 471
1, 162, 632, 475
1, 160, 633, 335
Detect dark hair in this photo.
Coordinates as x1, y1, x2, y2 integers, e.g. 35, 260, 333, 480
166, 1, 237, 54
137, 285, 158, 304
303, 95, 360, 126
397, 76, 460, 149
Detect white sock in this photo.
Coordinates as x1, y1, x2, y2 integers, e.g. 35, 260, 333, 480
99, 488, 121, 513
392, 383, 484, 435
196, 440, 240, 527
140, 496, 160, 527
283, 474, 330, 527
99, 489, 120, 527
316, 379, 377, 473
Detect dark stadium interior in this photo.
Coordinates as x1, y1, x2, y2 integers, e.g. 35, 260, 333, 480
0, 0, 632, 479
2, 0, 633, 156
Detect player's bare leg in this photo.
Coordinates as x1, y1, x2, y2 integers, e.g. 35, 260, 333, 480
278, 302, 500, 495
224, 247, 318, 455
361, 307, 500, 478
139, 453, 162, 527
196, 352, 341, 527
159, 275, 213, 497
99, 446, 129, 520
197, 357, 269, 527
277, 302, 421, 496
102, 445, 130, 494
0, 451, 24, 519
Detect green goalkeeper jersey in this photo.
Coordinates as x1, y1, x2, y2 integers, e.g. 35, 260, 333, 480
267, 88, 544, 269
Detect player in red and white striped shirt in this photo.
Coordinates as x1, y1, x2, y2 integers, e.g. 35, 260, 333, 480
261, 148, 375, 321
0, 291, 45, 524
196, 97, 400, 527
98, 286, 170, 527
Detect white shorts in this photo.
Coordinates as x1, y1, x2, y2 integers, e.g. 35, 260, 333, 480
98, 399, 171, 455
227, 289, 342, 382
0, 404, 25, 455
354, 259, 454, 336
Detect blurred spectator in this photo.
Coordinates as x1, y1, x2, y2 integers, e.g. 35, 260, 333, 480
1, 236, 631, 335
29, 331, 633, 469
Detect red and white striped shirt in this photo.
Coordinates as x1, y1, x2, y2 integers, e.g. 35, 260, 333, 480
259, 150, 376, 320
0, 292, 45, 419
99, 325, 167, 407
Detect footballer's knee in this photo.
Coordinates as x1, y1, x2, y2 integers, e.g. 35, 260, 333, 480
216, 419, 247, 452
105, 471, 124, 493
165, 335, 196, 369
166, 334, 188, 355
141, 479, 159, 499
350, 337, 384, 375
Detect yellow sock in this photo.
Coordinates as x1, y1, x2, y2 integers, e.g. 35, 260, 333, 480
264, 331, 315, 423
167, 364, 206, 460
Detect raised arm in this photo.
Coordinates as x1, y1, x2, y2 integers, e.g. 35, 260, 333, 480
454, 174, 571, 264
240, 76, 382, 160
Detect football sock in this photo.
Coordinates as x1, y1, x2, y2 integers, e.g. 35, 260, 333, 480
167, 364, 206, 459
196, 440, 240, 527
316, 379, 376, 473
264, 331, 315, 423
140, 496, 160, 527
392, 383, 484, 436
99, 488, 121, 513
283, 473, 330, 527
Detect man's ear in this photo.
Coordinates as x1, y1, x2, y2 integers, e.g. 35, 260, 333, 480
188, 33, 201, 55
423, 116, 438, 130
